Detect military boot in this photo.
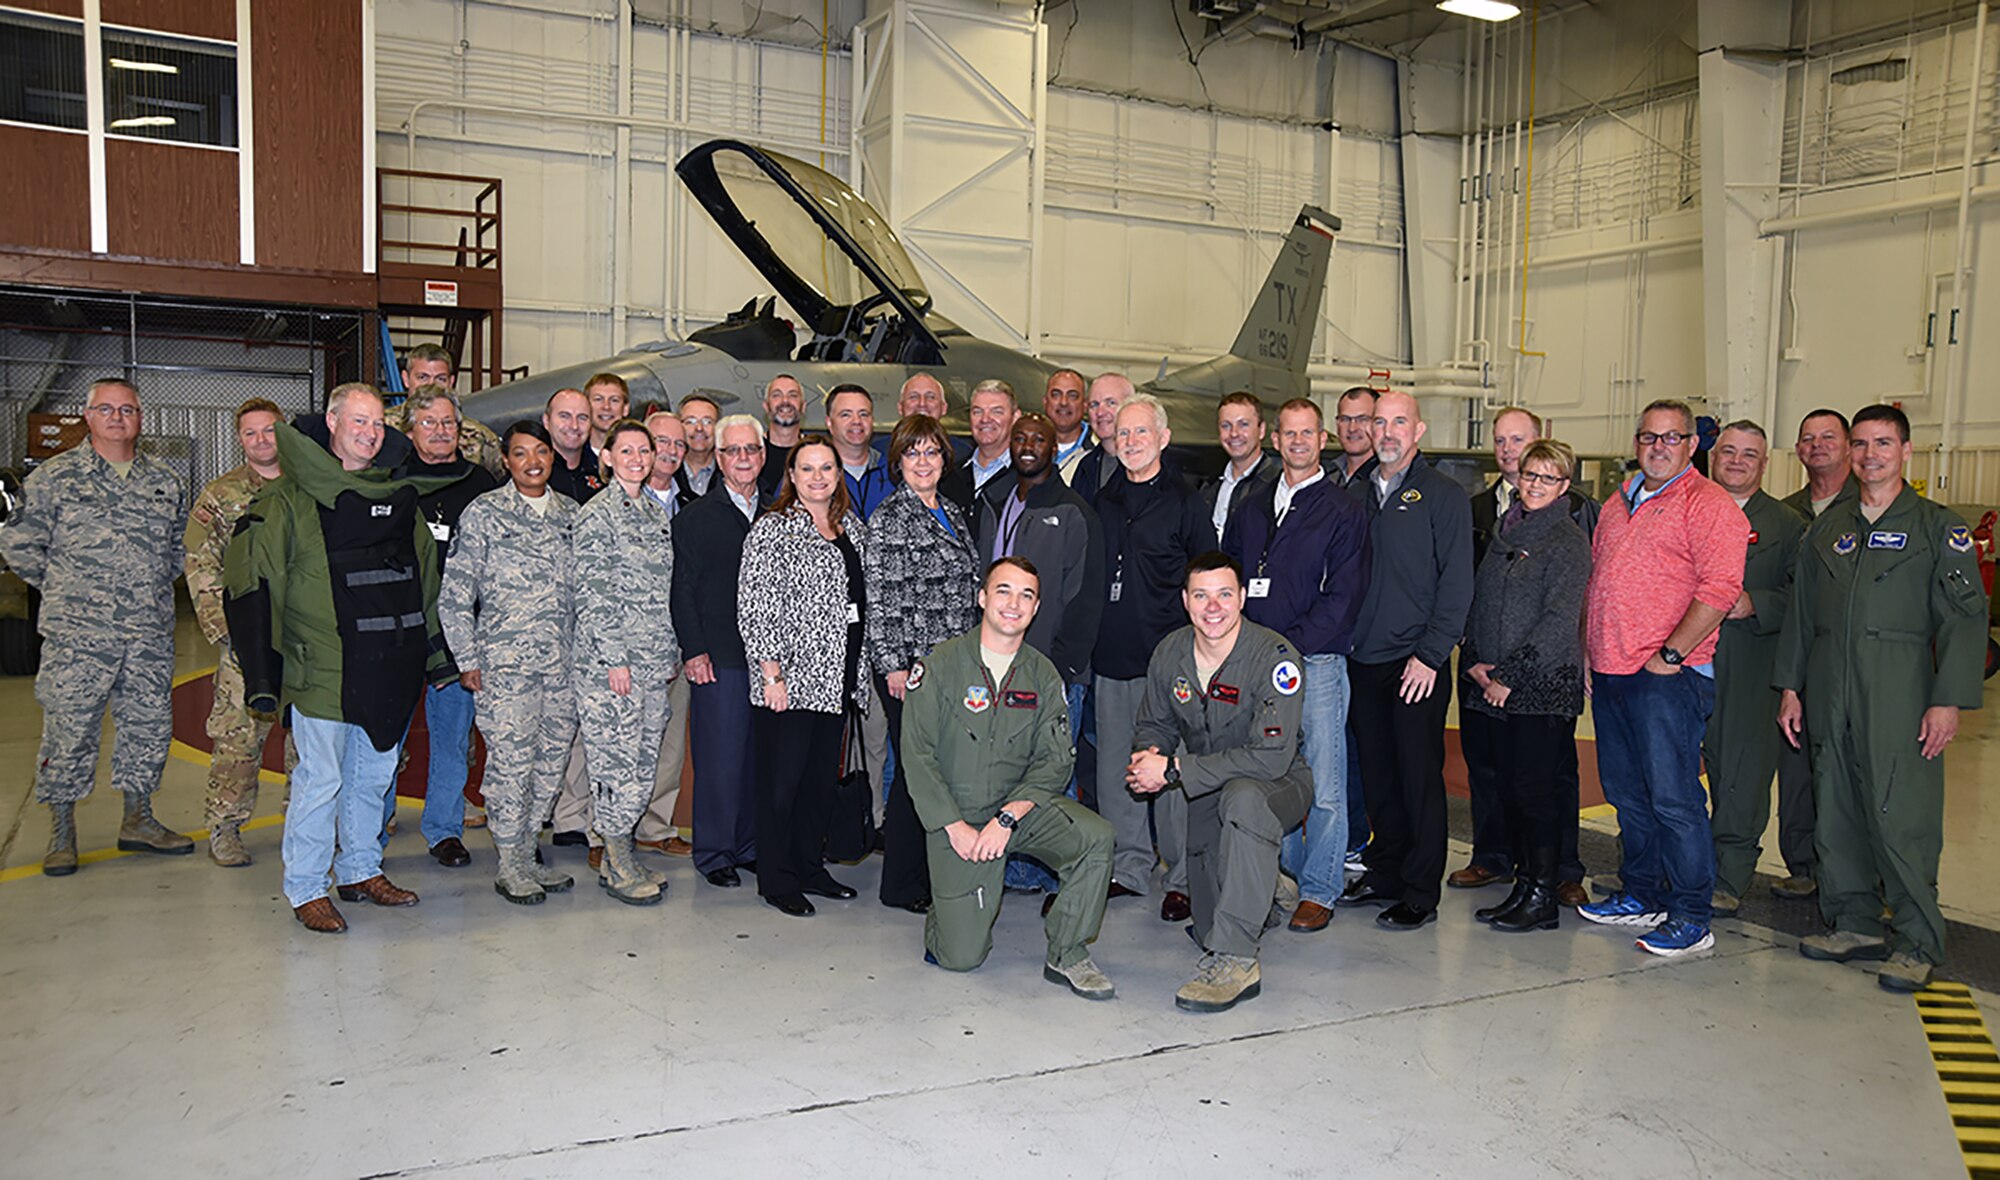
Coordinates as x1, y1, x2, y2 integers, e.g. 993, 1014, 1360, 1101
1877, 951, 1936, 993
1266, 872, 1300, 931
1175, 952, 1262, 1013
596, 833, 663, 906
208, 821, 253, 868
493, 839, 546, 906
118, 793, 195, 856
529, 844, 575, 893
1799, 929, 1891, 963
43, 803, 78, 877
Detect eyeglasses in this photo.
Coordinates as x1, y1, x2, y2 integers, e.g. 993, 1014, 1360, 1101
1518, 470, 1568, 488
652, 438, 687, 452
1636, 431, 1692, 446
1334, 414, 1372, 427
720, 444, 764, 458
903, 446, 944, 461
87, 404, 139, 419
415, 417, 457, 432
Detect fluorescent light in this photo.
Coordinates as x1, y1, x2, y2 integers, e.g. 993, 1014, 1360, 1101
108, 116, 177, 129
1437, 0, 1521, 20
109, 58, 179, 74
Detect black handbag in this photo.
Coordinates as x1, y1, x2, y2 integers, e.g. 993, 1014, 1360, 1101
825, 703, 877, 864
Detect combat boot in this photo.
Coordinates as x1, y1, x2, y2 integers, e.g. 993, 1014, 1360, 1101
118, 793, 195, 856
596, 833, 663, 906
1175, 952, 1262, 1013
1799, 929, 1891, 963
529, 844, 575, 893
208, 821, 253, 868
493, 839, 546, 906
1877, 951, 1936, 993
43, 803, 78, 877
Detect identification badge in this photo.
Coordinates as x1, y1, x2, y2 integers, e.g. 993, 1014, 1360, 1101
1003, 690, 1038, 709
1108, 580, 1122, 603
846, 602, 861, 624
1247, 577, 1271, 599
428, 521, 452, 542
1866, 530, 1908, 550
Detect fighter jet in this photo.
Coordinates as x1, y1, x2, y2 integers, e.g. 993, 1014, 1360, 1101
460, 138, 1340, 452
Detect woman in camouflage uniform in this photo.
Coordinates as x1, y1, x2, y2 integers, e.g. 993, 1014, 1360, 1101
574, 419, 681, 905
438, 421, 581, 905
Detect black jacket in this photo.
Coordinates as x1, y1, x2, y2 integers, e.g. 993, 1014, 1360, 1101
1350, 452, 1474, 670
1072, 445, 1120, 509
409, 455, 499, 572
1470, 478, 1600, 569
1092, 465, 1217, 680
548, 443, 603, 503
1461, 501, 1591, 718
974, 473, 1105, 684
1222, 474, 1371, 657
940, 449, 1012, 515
669, 482, 765, 670
1200, 451, 1280, 537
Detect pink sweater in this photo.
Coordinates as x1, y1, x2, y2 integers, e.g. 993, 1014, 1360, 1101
1585, 468, 1748, 675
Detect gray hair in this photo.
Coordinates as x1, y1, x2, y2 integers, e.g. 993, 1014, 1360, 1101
1720, 418, 1767, 441
401, 387, 459, 425
970, 378, 1017, 411
1119, 391, 1170, 435
328, 382, 384, 418
715, 413, 766, 443
1641, 398, 1697, 435
87, 377, 139, 405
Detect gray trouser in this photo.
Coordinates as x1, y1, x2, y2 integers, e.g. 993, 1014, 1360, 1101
1094, 674, 1187, 894
1187, 774, 1312, 959
636, 675, 691, 843
551, 730, 592, 838
861, 691, 890, 828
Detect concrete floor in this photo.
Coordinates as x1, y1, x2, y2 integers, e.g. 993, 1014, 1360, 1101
0, 613, 1987, 1178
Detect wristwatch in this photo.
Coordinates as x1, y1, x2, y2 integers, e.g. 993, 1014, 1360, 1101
1165, 755, 1183, 787
995, 810, 1020, 831
1659, 646, 1684, 667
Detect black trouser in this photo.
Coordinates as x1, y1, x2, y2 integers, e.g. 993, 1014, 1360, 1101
1493, 712, 1575, 869
1350, 657, 1451, 910
753, 707, 844, 900
1462, 702, 1587, 883
690, 669, 758, 875
875, 675, 932, 906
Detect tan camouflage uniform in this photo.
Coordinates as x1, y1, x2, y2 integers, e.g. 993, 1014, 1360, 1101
0, 444, 186, 803
438, 486, 580, 854
185, 463, 296, 833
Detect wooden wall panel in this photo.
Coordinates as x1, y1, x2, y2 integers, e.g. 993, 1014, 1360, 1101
0, 127, 90, 251
100, 0, 234, 41
104, 138, 237, 262
251, 0, 363, 273
4, 1, 84, 16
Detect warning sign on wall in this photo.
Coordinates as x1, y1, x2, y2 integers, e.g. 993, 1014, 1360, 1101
425, 280, 459, 307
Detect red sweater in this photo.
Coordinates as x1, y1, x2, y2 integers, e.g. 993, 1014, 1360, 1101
1585, 467, 1748, 675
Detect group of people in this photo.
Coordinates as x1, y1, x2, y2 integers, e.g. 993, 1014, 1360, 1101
0, 342, 1983, 1009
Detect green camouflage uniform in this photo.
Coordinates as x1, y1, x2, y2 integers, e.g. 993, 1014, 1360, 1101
573, 486, 680, 841
438, 486, 580, 849
185, 463, 296, 828
0, 444, 187, 803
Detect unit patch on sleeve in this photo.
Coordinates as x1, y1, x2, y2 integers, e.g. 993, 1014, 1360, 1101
1272, 660, 1302, 696
905, 660, 926, 692
1948, 524, 1974, 553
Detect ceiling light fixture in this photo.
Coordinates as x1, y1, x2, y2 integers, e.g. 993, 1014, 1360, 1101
108, 115, 177, 129
1437, 0, 1522, 20
109, 57, 178, 73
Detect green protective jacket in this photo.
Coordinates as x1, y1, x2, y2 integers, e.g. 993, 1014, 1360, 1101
1773, 484, 1987, 740
900, 630, 1075, 832
223, 424, 458, 750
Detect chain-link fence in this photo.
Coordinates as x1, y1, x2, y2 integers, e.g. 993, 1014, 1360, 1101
0, 286, 365, 495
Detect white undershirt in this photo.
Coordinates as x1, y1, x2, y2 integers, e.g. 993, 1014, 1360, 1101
1274, 468, 1324, 526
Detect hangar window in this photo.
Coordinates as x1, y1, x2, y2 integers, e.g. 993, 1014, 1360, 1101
0, 12, 87, 132
101, 27, 237, 148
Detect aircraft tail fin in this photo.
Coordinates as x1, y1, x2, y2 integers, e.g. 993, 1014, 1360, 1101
1226, 205, 1340, 376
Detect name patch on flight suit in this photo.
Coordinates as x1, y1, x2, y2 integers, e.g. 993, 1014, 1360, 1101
1172, 676, 1194, 704
964, 685, 990, 713
1209, 682, 1241, 705
1003, 690, 1038, 708
1867, 531, 1908, 550
1272, 660, 1302, 695
1833, 532, 1857, 556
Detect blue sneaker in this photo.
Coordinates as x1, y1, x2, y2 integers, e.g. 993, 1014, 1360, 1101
1576, 891, 1667, 928
1636, 918, 1715, 957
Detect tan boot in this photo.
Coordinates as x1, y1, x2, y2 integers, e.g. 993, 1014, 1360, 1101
208, 821, 253, 868
529, 844, 574, 893
43, 803, 78, 877
493, 839, 546, 906
597, 833, 663, 906
119, 793, 194, 855
1175, 952, 1262, 1013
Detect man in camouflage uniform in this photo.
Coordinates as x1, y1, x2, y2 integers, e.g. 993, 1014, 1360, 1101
184, 397, 295, 866
0, 377, 193, 875
394, 343, 504, 478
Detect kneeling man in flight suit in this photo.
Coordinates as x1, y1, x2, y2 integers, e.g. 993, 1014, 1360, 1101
903, 556, 1119, 1000
1130, 551, 1312, 1013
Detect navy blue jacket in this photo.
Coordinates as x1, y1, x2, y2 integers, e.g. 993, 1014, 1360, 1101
1222, 475, 1372, 658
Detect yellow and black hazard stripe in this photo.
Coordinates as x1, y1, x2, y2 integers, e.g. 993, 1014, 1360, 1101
1917, 982, 2000, 1177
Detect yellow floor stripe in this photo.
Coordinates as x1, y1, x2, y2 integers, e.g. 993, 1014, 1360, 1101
0, 799, 425, 884
1915, 984, 2000, 1176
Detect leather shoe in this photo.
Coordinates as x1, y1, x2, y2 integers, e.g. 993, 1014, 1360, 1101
765, 893, 816, 917
1375, 902, 1437, 930
551, 830, 587, 847
587, 846, 604, 872
1108, 881, 1141, 900
1336, 879, 1398, 908
335, 875, 419, 907
1556, 880, 1591, 908
1160, 891, 1192, 923
884, 897, 931, 914
803, 876, 858, 900
294, 897, 347, 934
635, 836, 696, 857
1288, 899, 1335, 933
429, 837, 471, 868
1447, 863, 1511, 889
705, 867, 742, 888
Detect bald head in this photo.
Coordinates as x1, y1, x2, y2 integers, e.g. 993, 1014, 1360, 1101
1372, 391, 1427, 476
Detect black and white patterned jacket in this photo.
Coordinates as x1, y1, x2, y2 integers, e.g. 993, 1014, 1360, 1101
863, 483, 979, 676
737, 505, 871, 715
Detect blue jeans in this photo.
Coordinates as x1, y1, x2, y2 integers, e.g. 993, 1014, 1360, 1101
285, 710, 403, 908
1005, 680, 1087, 893
1345, 721, 1369, 853
1282, 653, 1349, 906
383, 682, 475, 849
1592, 669, 1717, 925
